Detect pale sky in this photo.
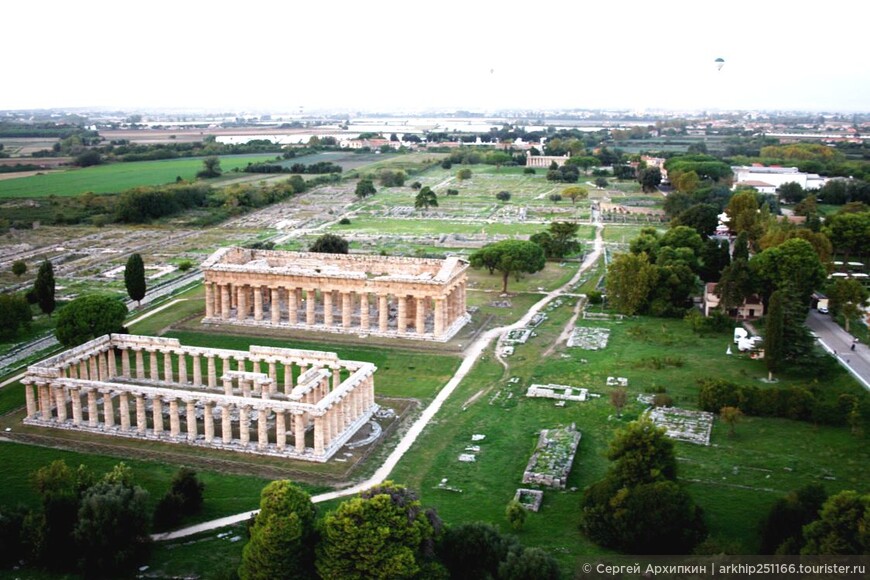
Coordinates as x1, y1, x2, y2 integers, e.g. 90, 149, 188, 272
5, 0, 870, 113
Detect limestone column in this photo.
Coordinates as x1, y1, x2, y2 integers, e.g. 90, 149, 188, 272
270, 288, 280, 324
257, 408, 268, 450
69, 365, 78, 379
71, 388, 83, 425
397, 296, 408, 334
434, 297, 445, 337
239, 406, 251, 446
193, 354, 202, 386
306, 290, 316, 325
169, 399, 180, 437
269, 362, 278, 393
360, 292, 370, 331
118, 392, 130, 431
294, 410, 306, 453
101, 391, 113, 427
222, 404, 232, 444
221, 284, 231, 319
284, 363, 293, 395
416, 297, 426, 335
203, 402, 215, 443
275, 410, 286, 451
107, 349, 117, 378
333, 368, 341, 390
37, 384, 49, 419
241, 378, 251, 398
460, 281, 467, 316
163, 351, 173, 382
89, 356, 99, 381
313, 415, 324, 456
178, 352, 188, 385
135, 349, 145, 379
379, 295, 389, 332
342, 292, 352, 328
79, 360, 89, 380
288, 288, 298, 324
87, 389, 99, 427
207, 356, 217, 388
223, 375, 233, 396
121, 348, 131, 378
237, 286, 248, 321
186, 401, 197, 441
254, 286, 264, 321
152, 396, 164, 434
220, 356, 231, 379
149, 351, 159, 381
54, 386, 67, 422
205, 282, 214, 318
98, 351, 108, 380
135, 394, 146, 434
323, 291, 333, 327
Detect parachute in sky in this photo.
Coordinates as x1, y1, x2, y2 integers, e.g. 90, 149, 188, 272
715, 57, 725, 71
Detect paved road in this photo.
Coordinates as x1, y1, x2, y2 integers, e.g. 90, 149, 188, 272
152, 226, 606, 541
805, 310, 870, 391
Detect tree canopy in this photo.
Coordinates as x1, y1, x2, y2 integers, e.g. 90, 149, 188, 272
355, 178, 376, 198
469, 240, 546, 293
55, 295, 127, 347
605, 252, 657, 315
308, 233, 349, 254
34, 259, 56, 318
124, 253, 146, 306
414, 186, 438, 211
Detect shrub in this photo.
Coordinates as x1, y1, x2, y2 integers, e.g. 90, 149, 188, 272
523, 167, 536, 174
338, 217, 351, 225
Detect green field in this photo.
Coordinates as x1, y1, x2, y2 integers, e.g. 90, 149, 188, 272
0, 154, 279, 198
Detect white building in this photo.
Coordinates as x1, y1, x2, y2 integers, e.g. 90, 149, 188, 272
731, 165, 828, 193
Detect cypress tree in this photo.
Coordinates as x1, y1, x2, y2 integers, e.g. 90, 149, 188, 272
765, 290, 785, 381
124, 254, 146, 306
34, 259, 56, 317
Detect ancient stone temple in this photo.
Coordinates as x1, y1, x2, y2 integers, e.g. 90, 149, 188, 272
22, 334, 377, 462
201, 248, 470, 341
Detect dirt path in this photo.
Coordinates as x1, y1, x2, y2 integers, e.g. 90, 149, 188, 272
153, 225, 605, 541
542, 296, 585, 358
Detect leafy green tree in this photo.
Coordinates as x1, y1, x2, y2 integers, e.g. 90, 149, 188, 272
801, 490, 869, 555
759, 484, 827, 554
561, 185, 588, 206
610, 387, 627, 417
73, 478, 151, 577
827, 278, 869, 333
469, 240, 546, 293
750, 238, 826, 308
594, 177, 608, 189
764, 290, 785, 381
196, 156, 222, 178
498, 547, 561, 580
699, 238, 731, 282
530, 222, 580, 260
823, 211, 870, 261
11, 260, 26, 277
0, 293, 32, 340
0, 505, 28, 569
456, 168, 472, 181
414, 186, 439, 211
378, 169, 406, 187
567, 155, 598, 174
606, 417, 677, 487
638, 167, 662, 192
124, 253, 146, 307
33, 259, 56, 318
495, 190, 512, 202
673, 204, 719, 236
732, 231, 750, 261
727, 190, 765, 245
719, 406, 743, 436
505, 500, 526, 530
436, 522, 519, 580
355, 178, 376, 198
316, 482, 441, 580
309, 234, 349, 254
606, 252, 657, 315
239, 480, 316, 580
778, 181, 805, 203
548, 193, 562, 203
55, 295, 127, 347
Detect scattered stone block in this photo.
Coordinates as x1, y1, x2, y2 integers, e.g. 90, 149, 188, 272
647, 406, 714, 446
567, 327, 610, 350
471, 434, 486, 441
458, 453, 476, 462
522, 423, 581, 489
526, 384, 588, 402
514, 488, 544, 512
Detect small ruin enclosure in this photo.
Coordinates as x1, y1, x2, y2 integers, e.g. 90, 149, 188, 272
647, 406, 714, 446
202, 248, 469, 341
514, 488, 544, 512
522, 423, 582, 489
525, 384, 588, 402
567, 327, 610, 350
22, 334, 378, 462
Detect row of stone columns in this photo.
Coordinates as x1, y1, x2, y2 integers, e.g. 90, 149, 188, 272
205, 281, 466, 338
23, 372, 376, 460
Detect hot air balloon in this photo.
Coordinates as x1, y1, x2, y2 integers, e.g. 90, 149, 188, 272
715, 57, 725, 71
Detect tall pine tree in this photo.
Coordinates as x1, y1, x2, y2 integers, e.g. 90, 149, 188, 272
124, 254, 146, 307
34, 259, 56, 317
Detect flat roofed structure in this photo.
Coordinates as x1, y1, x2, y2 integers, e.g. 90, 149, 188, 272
22, 334, 377, 462
201, 248, 470, 341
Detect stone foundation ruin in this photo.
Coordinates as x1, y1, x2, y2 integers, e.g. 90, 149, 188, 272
22, 334, 378, 462
522, 423, 582, 489
201, 248, 469, 341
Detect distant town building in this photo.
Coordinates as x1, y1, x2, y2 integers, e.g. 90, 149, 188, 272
703, 282, 765, 319
731, 165, 828, 193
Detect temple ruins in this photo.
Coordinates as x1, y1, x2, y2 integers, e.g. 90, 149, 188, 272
201, 248, 470, 341
21, 334, 377, 462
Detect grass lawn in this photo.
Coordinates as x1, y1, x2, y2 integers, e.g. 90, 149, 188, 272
0, 154, 279, 198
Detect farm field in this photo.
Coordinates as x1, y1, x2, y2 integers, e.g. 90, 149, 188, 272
0, 154, 279, 198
